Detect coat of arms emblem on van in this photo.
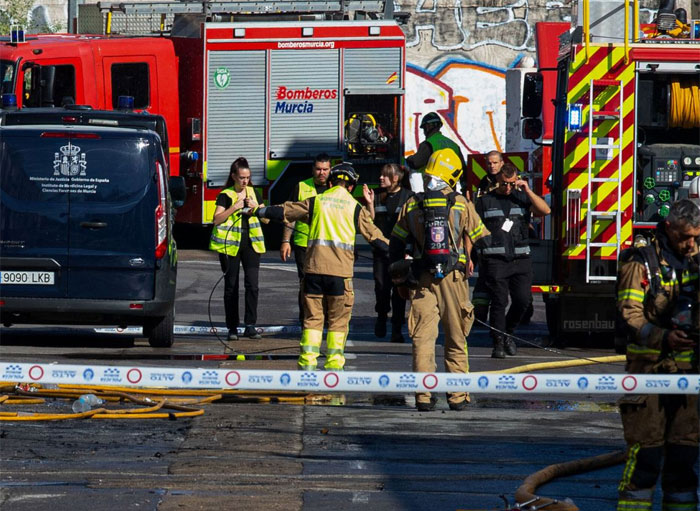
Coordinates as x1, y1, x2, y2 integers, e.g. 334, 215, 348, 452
53, 143, 87, 177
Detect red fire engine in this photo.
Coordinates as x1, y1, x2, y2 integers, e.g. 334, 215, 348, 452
1, 1, 406, 231
509, 0, 700, 344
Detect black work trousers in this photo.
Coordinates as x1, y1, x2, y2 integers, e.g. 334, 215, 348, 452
218, 231, 260, 329
481, 256, 532, 338
293, 244, 307, 323
372, 251, 406, 329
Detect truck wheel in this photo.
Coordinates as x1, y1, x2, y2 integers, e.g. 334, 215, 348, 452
146, 308, 174, 348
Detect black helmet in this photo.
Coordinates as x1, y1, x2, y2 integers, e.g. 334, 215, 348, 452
420, 112, 443, 129
329, 162, 359, 185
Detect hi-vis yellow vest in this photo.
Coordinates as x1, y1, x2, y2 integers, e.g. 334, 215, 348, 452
209, 187, 265, 256
292, 178, 317, 247
307, 186, 357, 253
418, 132, 461, 172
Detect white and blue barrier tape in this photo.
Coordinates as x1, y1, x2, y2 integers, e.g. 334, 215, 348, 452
1, 362, 699, 394
95, 324, 302, 336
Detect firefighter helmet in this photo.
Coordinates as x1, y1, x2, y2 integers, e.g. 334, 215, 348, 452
424, 148, 463, 189
420, 112, 443, 129
330, 162, 359, 185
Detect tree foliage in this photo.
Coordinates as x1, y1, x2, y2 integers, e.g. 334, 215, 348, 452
0, 0, 63, 35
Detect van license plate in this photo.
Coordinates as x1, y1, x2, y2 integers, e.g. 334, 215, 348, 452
0, 271, 55, 285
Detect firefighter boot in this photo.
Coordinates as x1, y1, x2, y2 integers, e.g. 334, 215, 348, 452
416, 394, 438, 412
491, 335, 506, 359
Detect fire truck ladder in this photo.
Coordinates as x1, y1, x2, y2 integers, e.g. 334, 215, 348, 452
585, 78, 624, 283
97, 0, 390, 19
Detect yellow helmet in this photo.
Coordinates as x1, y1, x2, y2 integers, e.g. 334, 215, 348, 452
424, 148, 463, 189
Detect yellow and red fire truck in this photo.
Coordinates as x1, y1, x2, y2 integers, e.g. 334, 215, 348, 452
1, 1, 406, 232
511, 0, 700, 344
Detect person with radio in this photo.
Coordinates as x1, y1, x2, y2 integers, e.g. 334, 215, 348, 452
616, 198, 700, 511
389, 148, 488, 412
474, 163, 550, 359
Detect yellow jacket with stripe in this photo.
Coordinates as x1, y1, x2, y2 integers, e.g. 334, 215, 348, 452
617, 231, 699, 373
257, 185, 388, 278
389, 189, 489, 275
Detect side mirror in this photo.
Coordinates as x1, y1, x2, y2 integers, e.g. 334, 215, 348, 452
522, 117, 543, 140
522, 72, 543, 119
169, 176, 187, 208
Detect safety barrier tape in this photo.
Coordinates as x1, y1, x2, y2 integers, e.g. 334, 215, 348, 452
94, 324, 303, 336
1, 362, 699, 394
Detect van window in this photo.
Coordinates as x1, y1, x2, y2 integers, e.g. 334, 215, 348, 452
1, 60, 15, 95
22, 65, 76, 107
111, 63, 150, 109
1, 132, 154, 203
63, 136, 154, 203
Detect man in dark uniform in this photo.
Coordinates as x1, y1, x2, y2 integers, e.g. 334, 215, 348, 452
616, 199, 699, 511
406, 112, 465, 193
475, 163, 550, 358
279, 154, 331, 323
472, 150, 506, 322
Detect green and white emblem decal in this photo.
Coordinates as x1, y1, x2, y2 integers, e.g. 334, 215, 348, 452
213, 67, 231, 89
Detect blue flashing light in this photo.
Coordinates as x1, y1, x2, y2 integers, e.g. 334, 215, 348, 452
568, 104, 583, 131
10, 26, 25, 44
117, 95, 135, 110
2, 93, 18, 108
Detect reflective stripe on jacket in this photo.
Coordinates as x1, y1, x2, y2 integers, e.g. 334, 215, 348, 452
308, 186, 357, 255
209, 187, 265, 256
391, 190, 488, 275
292, 178, 317, 248
475, 192, 531, 260
617, 234, 699, 372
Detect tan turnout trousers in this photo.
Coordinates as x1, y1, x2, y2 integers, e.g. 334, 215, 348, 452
408, 270, 474, 406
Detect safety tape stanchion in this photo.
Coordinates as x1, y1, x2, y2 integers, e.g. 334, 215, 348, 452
1, 362, 699, 395
94, 325, 302, 336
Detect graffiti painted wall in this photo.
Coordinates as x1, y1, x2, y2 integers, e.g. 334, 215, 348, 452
398, 0, 661, 158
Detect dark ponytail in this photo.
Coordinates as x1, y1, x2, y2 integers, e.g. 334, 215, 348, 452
224, 157, 252, 188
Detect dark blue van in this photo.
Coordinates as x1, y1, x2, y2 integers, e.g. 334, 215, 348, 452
0, 108, 185, 347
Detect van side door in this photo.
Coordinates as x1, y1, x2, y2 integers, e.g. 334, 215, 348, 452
0, 126, 69, 297
66, 130, 158, 300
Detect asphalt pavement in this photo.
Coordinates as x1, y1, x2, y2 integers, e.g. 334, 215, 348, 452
0, 249, 641, 510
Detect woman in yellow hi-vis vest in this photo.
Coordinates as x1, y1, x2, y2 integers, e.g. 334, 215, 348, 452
210, 157, 267, 341
247, 163, 388, 370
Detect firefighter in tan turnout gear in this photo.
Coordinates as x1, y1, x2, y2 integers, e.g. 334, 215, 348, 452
248, 163, 389, 371
389, 148, 488, 411
616, 199, 700, 511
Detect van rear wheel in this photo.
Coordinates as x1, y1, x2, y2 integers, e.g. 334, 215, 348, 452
146, 308, 174, 348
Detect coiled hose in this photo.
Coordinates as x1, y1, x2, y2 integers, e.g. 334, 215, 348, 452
670, 79, 700, 129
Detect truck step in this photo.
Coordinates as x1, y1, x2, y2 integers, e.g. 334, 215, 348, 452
587, 242, 619, 247
591, 79, 621, 87
590, 177, 620, 183
592, 110, 620, 118
587, 275, 618, 282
